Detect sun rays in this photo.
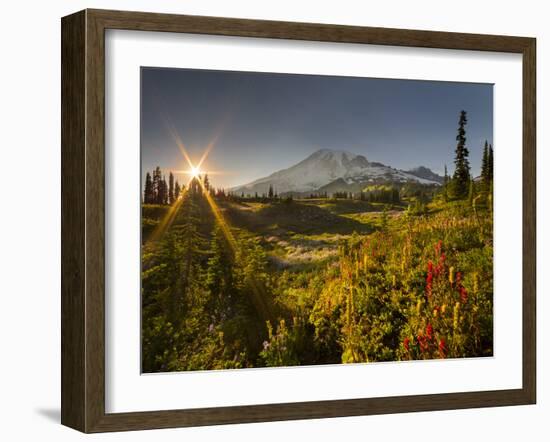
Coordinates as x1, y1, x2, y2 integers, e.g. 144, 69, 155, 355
145, 121, 272, 320
146, 115, 218, 244
162, 120, 240, 258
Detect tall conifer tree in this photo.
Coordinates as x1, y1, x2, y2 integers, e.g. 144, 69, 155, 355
451, 110, 471, 199
153, 166, 161, 204
442, 164, 449, 202
168, 172, 175, 204
144, 172, 154, 204
481, 140, 490, 189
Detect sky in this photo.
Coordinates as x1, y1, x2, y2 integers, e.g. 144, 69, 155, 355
141, 67, 493, 189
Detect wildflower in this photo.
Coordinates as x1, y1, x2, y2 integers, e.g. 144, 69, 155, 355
416, 298, 422, 315
438, 338, 447, 358
426, 323, 434, 341
208, 323, 214, 333
449, 266, 455, 287
426, 261, 434, 298
455, 271, 462, 287
403, 337, 410, 352
436, 252, 446, 276
453, 302, 460, 330
460, 286, 468, 303
263, 341, 270, 350
417, 334, 428, 352
441, 304, 447, 314
435, 240, 442, 257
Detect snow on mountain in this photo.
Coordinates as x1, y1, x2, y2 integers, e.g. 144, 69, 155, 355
405, 166, 444, 184
232, 149, 441, 195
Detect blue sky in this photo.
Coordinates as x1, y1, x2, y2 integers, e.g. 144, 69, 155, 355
141, 67, 493, 189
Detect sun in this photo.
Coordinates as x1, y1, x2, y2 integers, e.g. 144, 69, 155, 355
190, 166, 200, 178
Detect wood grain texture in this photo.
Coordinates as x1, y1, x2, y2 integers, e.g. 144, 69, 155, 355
522, 38, 536, 403
61, 10, 86, 432
60, 8, 537, 433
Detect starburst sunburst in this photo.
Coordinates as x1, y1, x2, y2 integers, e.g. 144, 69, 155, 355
190, 166, 201, 178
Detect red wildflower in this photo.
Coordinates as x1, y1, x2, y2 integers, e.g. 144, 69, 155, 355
426, 323, 434, 341
438, 338, 447, 358
426, 261, 434, 298
455, 271, 462, 286
436, 252, 446, 275
417, 334, 428, 352
403, 337, 410, 352
434, 240, 442, 257
460, 286, 468, 303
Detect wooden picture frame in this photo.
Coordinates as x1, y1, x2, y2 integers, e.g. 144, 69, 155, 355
61, 8, 536, 433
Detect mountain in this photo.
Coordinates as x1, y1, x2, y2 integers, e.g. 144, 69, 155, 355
232, 149, 442, 195
405, 166, 444, 184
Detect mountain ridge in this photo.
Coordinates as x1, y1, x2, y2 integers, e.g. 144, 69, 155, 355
232, 148, 443, 196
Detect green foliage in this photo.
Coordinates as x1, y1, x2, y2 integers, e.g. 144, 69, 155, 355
362, 185, 400, 204
259, 319, 301, 367
141, 176, 493, 372
380, 205, 389, 231
406, 198, 427, 216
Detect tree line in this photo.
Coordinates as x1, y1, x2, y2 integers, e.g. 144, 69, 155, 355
443, 110, 494, 201
143, 167, 182, 205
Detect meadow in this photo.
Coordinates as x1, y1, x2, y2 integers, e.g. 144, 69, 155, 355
141, 180, 493, 372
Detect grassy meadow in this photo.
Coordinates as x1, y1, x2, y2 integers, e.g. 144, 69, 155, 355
141, 181, 493, 372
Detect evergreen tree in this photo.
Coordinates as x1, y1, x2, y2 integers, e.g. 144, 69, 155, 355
174, 181, 181, 200
481, 140, 490, 191
144, 172, 154, 204
177, 195, 206, 302
268, 184, 274, 199
206, 224, 235, 318
451, 110, 471, 199
153, 166, 162, 204
442, 164, 449, 202
168, 172, 175, 204
203, 174, 210, 192
160, 176, 169, 204
189, 176, 200, 196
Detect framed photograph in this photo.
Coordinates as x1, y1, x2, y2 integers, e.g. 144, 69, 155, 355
61, 9, 536, 433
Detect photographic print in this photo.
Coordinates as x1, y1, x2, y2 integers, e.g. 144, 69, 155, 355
140, 68, 494, 373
